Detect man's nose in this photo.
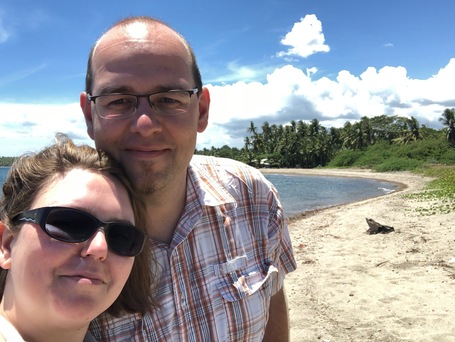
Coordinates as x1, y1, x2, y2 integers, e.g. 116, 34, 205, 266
130, 97, 163, 135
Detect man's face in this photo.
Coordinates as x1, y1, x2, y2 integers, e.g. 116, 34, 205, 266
81, 24, 209, 194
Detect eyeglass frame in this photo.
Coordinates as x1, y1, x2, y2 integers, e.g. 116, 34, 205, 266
86, 88, 200, 119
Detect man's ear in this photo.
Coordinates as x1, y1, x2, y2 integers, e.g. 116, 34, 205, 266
80, 92, 95, 140
0, 222, 14, 270
197, 87, 210, 133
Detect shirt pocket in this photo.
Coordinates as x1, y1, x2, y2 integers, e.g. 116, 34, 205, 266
215, 256, 278, 302
90, 312, 145, 342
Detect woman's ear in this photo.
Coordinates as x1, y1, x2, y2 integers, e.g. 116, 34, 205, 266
0, 222, 14, 269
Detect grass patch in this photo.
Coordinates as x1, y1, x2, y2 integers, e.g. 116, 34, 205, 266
404, 165, 455, 215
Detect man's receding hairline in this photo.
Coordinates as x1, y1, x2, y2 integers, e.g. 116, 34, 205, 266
86, 16, 202, 94
92, 18, 191, 58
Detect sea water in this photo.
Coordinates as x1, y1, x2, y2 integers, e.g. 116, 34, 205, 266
264, 173, 397, 218
0, 167, 398, 218
0, 167, 9, 187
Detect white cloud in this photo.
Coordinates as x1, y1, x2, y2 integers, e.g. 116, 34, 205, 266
3, 58, 454, 156
2, 60, 454, 156
200, 58, 455, 149
2, 26, 455, 158
204, 61, 277, 84
306, 67, 318, 77
277, 14, 330, 58
0, 102, 94, 156
207, 61, 262, 83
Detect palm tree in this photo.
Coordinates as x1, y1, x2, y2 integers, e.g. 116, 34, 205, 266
349, 121, 368, 150
261, 121, 273, 153
247, 121, 263, 154
408, 116, 421, 141
393, 116, 422, 144
439, 108, 455, 143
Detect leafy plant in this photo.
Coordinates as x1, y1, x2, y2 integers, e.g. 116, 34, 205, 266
404, 166, 455, 215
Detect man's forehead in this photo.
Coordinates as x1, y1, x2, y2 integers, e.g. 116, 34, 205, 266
124, 22, 149, 40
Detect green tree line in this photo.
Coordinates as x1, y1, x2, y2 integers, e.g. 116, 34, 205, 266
2, 109, 454, 170
0, 157, 15, 166
196, 108, 455, 171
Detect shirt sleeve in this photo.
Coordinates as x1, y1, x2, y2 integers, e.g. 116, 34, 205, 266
266, 180, 297, 293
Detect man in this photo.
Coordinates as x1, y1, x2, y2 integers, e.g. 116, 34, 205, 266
80, 16, 297, 341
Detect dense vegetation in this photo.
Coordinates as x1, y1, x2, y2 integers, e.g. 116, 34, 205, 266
2, 109, 454, 172
196, 108, 455, 216
196, 108, 455, 172
0, 157, 15, 166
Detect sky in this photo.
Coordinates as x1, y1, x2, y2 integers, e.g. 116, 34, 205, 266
1, 0, 454, 156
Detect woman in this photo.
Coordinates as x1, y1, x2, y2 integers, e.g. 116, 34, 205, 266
0, 135, 154, 342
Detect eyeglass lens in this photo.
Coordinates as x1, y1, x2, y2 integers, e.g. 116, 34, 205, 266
96, 91, 192, 118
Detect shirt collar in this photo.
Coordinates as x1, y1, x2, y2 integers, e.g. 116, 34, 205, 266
187, 156, 237, 208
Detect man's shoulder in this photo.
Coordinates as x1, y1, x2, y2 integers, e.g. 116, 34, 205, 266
189, 155, 273, 198
190, 155, 261, 178
190, 154, 257, 170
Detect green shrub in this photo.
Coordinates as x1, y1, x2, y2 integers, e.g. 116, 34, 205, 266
439, 148, 455, 164
351, 141, 394, 168
328, 150, 362, 167
374, 157, 422, 171
354, 153, 387, 168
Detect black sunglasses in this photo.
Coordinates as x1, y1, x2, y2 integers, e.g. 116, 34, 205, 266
13, 206, 146, 257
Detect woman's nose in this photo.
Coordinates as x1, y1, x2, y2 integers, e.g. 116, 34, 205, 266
81, 229, 108, 261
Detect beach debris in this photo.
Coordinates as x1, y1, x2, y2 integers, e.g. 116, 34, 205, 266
365, 218, 395, 235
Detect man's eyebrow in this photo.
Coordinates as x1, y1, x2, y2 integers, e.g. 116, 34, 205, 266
93, 85, 133, 94
93, 85, 182, 95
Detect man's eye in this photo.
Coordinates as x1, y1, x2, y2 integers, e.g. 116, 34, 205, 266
113, 97, 131, 104
158, 96, 179, 103
103, 96, 134, 107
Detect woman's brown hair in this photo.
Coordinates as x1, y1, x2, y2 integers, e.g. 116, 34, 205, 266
0, 134, 156, 316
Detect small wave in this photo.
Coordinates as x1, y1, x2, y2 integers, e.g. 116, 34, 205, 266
378, 187, 394, 193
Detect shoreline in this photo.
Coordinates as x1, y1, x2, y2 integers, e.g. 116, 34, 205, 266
260, 168, 413, 223
267, 168, 455, 341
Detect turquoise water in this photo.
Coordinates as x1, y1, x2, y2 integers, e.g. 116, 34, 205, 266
0, 167, 397, 218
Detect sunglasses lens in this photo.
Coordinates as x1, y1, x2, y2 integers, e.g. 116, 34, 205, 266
107, 224, 145, 257
38, 207, 144, 257
45, 208, 97, 242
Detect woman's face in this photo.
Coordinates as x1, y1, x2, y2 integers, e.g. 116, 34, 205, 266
0, 168, 135, 332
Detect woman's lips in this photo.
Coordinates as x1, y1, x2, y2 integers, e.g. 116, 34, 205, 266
60, 271, 106, 285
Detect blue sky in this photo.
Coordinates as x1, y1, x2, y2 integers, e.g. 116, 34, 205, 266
1, 0, 454, 156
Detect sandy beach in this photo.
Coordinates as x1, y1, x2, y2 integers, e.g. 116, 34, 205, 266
261, 169, 455, 342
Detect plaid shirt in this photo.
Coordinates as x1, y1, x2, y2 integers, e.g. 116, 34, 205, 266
90, 156, 297, 341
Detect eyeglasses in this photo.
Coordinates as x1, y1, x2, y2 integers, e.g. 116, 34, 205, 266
87, 88, 199, 120
13, 206, 146, 257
